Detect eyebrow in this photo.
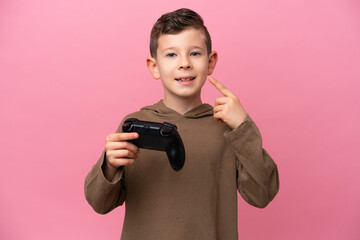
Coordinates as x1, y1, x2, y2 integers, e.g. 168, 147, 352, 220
160, 45, 205, 52
161, 47, 177, 52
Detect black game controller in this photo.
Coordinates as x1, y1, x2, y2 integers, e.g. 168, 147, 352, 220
122, 118, 185, 171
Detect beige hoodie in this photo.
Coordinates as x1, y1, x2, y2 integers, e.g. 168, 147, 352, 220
84, 100, 279, 240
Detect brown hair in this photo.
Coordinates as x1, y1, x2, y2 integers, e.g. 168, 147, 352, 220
150, 8, 212, 58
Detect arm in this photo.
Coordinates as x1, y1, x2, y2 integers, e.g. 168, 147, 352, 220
209, 76, 279, 208
84, 151, 126, 214
225, 115, 279, 208
84, 125, 139, 214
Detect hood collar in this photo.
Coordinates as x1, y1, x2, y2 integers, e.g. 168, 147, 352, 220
141, 100, 213, 120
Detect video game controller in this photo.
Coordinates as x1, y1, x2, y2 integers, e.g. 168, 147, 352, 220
122, 118, 185, 171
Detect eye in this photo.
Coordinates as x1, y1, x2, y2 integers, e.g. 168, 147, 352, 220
190, 52, 200, 56
167, 53, 176, 57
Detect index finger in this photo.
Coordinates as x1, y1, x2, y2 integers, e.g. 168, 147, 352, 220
106, 132, 139, 142
208, 76, 235, 97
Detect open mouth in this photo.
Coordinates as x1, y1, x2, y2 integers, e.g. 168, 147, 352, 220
175, 76, 196, 82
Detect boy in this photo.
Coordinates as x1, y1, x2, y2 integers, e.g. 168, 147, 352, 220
85, 8, 279, 240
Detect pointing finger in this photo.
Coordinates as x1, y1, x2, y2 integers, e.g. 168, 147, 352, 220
208, 76, 235, 97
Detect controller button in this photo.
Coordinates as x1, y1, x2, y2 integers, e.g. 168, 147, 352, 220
144, 125, 150, 132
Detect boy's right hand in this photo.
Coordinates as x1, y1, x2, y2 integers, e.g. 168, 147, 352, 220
105, 132, 140, 168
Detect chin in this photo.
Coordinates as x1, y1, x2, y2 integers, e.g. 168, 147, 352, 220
177, 90, 201, 98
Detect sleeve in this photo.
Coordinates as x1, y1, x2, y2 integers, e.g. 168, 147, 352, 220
224, 115, 280, 208
84, 119, 128, 214
84, 151, 126, 214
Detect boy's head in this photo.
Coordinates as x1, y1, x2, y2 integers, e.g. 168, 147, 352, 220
146, 8, 218, 104
150, 8, 212, 59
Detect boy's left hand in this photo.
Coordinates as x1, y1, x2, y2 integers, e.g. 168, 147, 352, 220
208, 76, 247, 129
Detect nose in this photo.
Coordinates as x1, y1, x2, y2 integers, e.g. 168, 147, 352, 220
178, 56, 192, 70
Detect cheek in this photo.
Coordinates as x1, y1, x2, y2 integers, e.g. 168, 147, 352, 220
197, 61, 209, 74
159, 61, 175, 74
157, 64, 169, 76
200, 58, 209, 69
160, 68, 173, 77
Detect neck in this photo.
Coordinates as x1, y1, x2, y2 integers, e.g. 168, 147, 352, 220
163, 94, 203, 115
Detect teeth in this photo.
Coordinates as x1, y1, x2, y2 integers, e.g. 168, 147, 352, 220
176, 77, 195, 82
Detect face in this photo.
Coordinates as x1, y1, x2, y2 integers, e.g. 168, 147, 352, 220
147, 28, 217, 103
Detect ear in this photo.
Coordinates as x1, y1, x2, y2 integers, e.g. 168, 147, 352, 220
146, 57, 160, 79
207, 51, 218, 75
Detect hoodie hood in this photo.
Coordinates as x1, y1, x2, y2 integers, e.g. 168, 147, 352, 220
140, 100, 214, 120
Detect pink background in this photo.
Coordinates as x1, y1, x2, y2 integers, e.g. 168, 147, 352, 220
1, 0, 359, 239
